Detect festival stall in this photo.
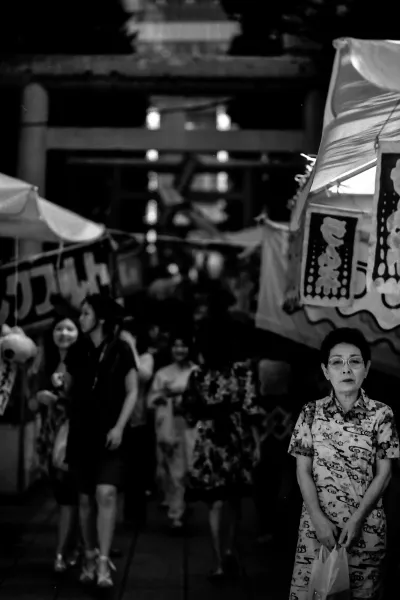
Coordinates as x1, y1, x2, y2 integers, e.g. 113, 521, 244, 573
0, 173, 109, 494
256, 38, 400, 378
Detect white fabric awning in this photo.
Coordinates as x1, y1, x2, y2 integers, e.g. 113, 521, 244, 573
0, 173, 105, 243
312, 38, 400, 195
291, 38, 400, 229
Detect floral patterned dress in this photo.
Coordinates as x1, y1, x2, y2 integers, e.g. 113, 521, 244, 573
288, 391, 400, 600
182, 360, 263, 501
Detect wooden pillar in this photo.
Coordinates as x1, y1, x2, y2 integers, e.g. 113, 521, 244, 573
17, 83, 49, 258
303, 89, 325, 155
242, 168, 254, 228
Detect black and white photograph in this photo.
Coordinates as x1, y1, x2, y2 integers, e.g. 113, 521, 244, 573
1, 3, 400, 600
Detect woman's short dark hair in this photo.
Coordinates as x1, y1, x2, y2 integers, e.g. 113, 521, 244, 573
170, 331, 193, 349
82, 293, 126, 336
320, 328, 371, 366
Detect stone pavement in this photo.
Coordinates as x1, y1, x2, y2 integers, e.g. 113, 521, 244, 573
0, 485, 295, 600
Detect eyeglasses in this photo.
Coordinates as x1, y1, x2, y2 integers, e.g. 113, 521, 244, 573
328, 357, 364, 370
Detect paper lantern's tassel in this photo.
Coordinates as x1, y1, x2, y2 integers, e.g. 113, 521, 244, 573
0, 360, 17, 416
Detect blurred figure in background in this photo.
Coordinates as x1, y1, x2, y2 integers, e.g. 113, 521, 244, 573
181, 321, 263, 580
148, 333, 197, 530
121, 325, 156, 525
253, 358, 295, 546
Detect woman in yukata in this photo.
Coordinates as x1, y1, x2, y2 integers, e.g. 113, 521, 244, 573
30, 301, 87, 573
288, 327, 400, 600
147, 333, 197, 530
181, 322, 263, 581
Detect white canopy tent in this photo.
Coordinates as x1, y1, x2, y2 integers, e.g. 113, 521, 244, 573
292, 38, 400, 229
0, 172, 105, 243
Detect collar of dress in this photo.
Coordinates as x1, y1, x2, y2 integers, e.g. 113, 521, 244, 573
324, 388, 371, 418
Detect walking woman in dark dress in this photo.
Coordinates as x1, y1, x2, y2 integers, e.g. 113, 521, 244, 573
66, 294, 138, 589
30, 304, 87, 573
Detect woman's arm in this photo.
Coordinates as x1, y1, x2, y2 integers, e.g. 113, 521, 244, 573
297, 455, 338, 550
115, 368, 139, 431
338, 458, 392, 549
297, 455, 325, 521
138, 353, 154, 382
355, 458, 392, 521
147, 371, 166, 408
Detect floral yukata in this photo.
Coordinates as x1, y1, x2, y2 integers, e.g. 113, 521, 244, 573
182, 361, 263, 501
288, 391, 400, 600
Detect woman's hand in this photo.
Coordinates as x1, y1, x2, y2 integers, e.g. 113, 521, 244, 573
312, 513, 338, 551
36, 390, 58, 405
338, 515, 362, 549
106, 426, 123, 450
51, 372, 64, 389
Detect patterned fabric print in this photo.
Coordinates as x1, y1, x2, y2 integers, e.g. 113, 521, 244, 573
37, 398, 69, 476
288, 391, 400, 600
36, 366, 71, 477
182, 361, 264, 499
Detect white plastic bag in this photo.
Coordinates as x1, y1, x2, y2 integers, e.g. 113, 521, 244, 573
308, 546, 350, 600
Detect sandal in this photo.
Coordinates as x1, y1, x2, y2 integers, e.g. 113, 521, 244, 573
223, 553, 239, 575
54, 554, 67, 574
207, 567, 226, 583
97, 555, 116, 589
79, 550, 97, 584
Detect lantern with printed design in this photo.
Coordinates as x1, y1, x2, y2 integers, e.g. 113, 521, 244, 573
0, 324, 37, 416
300, 207, 360, 308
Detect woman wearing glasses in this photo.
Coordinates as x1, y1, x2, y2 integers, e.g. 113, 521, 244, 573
288, 328, 399, 600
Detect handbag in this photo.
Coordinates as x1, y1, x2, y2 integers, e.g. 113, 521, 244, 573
308, 546, 350, 600
52, 421, 69, 471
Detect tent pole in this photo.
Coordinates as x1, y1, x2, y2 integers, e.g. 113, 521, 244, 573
309, 202, 370, 216
312, 159, 377, 197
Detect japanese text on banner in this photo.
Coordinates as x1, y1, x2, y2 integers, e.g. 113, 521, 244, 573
368, 142, 400, 295
300, 209, 359, 308
0, 241, 112, 328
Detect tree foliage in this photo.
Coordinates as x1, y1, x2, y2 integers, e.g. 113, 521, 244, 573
220, 0, 400, 56
0, 0, 133, 55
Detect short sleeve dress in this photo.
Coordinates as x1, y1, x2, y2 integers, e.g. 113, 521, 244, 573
288, 391, 400, 600
66, 336, 136, 490
182, 360, 263, 501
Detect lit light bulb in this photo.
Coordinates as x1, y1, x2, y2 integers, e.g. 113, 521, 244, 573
146, 108, 160, 130
188, 267, 198, 282
145, 199, 158, 225
167, 263, 179, 276
217, 151, 229, 163
148, 172, 158, 191
216, 106, 231, 131
217, 172, 229, 193
146, 229, 157, 244
146, 149, 159, 162
207, 251, 224, 278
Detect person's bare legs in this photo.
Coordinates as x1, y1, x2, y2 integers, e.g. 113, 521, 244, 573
96, 484, 118, 581
225, 497, 241, 556
56, 505, 77, 556
208, 500, 224, 574
78, 494, 98, 582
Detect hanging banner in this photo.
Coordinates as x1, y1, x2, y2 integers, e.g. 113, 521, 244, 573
368, 142, 400, 295
300, 207, 360, 307
0, 239, 113, 329
283, 221, 304, 314
256, 220, 400, 377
